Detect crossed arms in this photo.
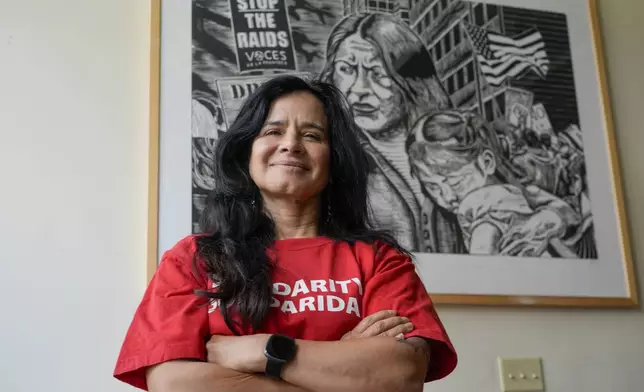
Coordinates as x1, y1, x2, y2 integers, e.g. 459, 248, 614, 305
146, 311, 431, 392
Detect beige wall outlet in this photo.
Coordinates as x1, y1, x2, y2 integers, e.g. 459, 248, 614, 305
497, 357, 545, 392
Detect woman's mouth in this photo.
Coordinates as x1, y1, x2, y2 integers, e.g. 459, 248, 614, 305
352, 103, 378, 115
270, 161, 309, 170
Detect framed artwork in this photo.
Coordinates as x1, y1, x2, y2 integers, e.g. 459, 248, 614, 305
147, 0, 639, 307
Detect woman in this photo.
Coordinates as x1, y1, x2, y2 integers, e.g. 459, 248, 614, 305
113, 75, 457, 392
319, 13, 454, 252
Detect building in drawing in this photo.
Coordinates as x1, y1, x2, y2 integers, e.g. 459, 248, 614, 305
343, 0, 410, 23
408, 0, 578, 132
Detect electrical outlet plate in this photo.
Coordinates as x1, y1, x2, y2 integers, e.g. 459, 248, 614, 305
497, 357, 545, 392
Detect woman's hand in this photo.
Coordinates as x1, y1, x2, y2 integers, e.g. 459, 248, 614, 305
499, 208, 565, 256
341, 310, 414, 340
206, 334, 271, 374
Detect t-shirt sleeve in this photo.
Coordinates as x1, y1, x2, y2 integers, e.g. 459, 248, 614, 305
361, 243, 457, 382
113, 240, 210, 391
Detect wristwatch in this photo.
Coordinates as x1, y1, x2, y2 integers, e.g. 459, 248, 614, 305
264, 334, 297, 379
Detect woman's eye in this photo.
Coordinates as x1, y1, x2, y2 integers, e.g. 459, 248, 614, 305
371, 67, 391, 82
264, 129, 280, 136
304, 133, 322, 141
335, 61, 355, 75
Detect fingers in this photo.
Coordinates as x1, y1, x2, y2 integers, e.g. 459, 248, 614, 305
346, 310, 415, 341
499, 233, 518, 250
378, 320, 415, 339
501, 241, 540, 257
351, 310, 397, 334
363, 316, 414, 338
500, 240, 524, 256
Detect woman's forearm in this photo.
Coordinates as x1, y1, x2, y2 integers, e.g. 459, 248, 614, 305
281, 337, 429, 392
146, 360, 309, 392
470, 222, 502, 254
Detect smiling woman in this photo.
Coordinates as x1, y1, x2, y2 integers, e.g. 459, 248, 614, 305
249, 91, 330, 207
113, 75, 457, 392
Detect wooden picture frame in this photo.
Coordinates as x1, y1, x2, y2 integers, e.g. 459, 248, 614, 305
146, 0, 638, 308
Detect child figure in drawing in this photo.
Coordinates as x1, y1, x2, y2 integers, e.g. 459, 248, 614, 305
406, 110, 580, 258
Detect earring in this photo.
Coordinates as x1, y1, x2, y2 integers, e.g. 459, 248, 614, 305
325, 202, 332, 224
250, 199, 256, 209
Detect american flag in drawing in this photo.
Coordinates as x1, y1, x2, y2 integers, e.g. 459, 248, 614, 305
464, 23, 550, 87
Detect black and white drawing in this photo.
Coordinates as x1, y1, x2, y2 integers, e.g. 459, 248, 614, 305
191, 0, 596, 259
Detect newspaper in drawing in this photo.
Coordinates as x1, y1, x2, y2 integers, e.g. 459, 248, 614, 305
191, 0, 596, 259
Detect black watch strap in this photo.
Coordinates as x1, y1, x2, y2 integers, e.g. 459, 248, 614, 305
265, 358, 285, 379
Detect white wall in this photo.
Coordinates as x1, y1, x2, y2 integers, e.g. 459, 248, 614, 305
0, 1, 642, 392
0, 1, 150, 391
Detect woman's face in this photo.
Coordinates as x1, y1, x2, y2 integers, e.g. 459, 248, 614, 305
249, 91, 330, 202
331, 34, 402, 134
410, 145, 495, 212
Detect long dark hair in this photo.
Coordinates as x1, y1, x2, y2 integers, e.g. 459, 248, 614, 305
194, 75, 408, 334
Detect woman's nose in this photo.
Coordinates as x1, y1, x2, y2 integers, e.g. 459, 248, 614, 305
278, 131, 303, 153
349, 69, 371, 100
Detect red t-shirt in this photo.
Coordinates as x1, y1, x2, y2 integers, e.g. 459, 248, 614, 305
113, 235, 457, 390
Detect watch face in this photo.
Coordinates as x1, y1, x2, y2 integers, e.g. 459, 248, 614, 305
267, 334, 296, 361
